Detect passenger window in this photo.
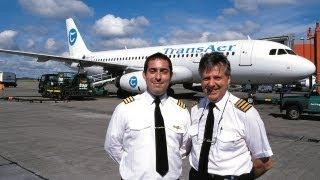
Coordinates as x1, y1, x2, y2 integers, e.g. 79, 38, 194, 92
191, 54, 193, 57
226, 52, 229, 56
186, 54, 189, 57
278, 49, 287, 55
269, 49, 276, 55
177, 54, 180, 58
182, 54, 184, 57
232, 52, 235, 55
195, 54, 198, 57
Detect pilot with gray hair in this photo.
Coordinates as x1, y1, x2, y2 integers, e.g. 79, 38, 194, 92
188, 52, 273, 180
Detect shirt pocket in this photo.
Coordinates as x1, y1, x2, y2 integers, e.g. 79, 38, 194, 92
127, 120, 153, 147
216, 128, 242, 152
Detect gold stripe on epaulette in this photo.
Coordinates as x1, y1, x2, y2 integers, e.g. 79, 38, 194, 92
123, 96, 134, 104
235, 99, 245, 106
235, 99, 252, 112
177, 99, 186, 109
243, 104, 252, 112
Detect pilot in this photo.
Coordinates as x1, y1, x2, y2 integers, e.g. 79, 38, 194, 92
105, 52, 191, 179
188, 52, 273, 180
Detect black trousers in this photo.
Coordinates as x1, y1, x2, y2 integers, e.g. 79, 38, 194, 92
189, 167, 254, 180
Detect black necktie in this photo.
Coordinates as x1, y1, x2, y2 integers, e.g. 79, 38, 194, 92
154, 96, 169, 176
198, 102, 215, 174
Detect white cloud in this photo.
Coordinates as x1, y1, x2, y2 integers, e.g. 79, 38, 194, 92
232, 20, 260, 35
0, 30, 19, 49
234, 0, 258, 12
0, 56, 70, 78
45, 38, 57, 51
222, 8, 238, 16
233, 0, 297, 13
26, 39, 35, 48
256, 22, 313, 38
18, 0, 93, 19
258, 0, 297, 6
99, 38, 149, 49
93, 14, 149, 37
159, 29, 246, 45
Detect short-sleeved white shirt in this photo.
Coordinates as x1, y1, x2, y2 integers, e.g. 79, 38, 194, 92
189, 91, 273, 176
105, 91, 191, 180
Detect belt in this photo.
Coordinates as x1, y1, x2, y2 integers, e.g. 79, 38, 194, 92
190, 167, 254, 180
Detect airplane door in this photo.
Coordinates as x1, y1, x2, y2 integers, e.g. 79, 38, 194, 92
239, 41, 254, 66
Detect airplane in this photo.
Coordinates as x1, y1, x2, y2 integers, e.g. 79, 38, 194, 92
0, 18, 316, 95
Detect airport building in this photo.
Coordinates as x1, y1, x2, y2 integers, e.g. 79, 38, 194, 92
294, 22, 320, 83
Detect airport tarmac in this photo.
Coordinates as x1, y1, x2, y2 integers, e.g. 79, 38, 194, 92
0, 80, 319, 180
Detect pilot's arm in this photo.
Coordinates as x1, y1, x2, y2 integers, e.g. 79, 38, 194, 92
104, 104, 126, 164
243, 107, 274, 179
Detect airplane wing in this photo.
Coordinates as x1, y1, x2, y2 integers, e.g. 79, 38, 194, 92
0, 48, 125, 69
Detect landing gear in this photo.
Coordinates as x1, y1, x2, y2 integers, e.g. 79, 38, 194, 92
246, 84, 258, 104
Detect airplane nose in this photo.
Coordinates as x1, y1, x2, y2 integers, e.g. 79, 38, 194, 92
294, 57, 316, 78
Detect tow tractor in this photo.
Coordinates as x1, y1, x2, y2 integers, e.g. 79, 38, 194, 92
280, 83, 320, 120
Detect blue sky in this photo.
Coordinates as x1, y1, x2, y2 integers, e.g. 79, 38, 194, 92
0, 0, 319, 78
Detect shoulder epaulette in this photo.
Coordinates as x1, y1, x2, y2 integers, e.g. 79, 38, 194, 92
177, 99, 186, 109
235, 99, 252, 112
123, 96, 134, 104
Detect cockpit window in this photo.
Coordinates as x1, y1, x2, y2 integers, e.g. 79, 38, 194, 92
278, 49, 287, 55
269, 49, 276, 55
285, 49, 296, 55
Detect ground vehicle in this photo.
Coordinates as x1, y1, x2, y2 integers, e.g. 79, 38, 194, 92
38, 72, 93, 99
280, 83, 320, 119
258, 85, 273, 93
0, 71, 17, 87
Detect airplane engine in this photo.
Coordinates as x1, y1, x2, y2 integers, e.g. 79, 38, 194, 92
171, 66, 193, 83
119, 71, 147, 93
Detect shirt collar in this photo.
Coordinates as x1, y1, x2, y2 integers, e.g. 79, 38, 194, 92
143, 90, 168, 105
205, 91, 230, 111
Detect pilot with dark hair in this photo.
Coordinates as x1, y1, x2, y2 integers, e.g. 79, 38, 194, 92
105, 52, 191, 179
188, 52, 273, 180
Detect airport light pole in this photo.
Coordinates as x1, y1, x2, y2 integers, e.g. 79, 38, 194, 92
300, 37, 305, 56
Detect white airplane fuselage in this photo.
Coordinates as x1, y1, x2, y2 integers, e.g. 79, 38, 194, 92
74, 39, 315, 93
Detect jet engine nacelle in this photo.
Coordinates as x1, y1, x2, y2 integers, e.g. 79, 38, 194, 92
119, 71, 147, 93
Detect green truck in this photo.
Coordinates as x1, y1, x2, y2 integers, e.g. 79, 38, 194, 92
38, 72, 93, 100
280, 83, 320, 119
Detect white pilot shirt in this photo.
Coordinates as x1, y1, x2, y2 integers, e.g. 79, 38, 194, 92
189, 91, 273, 176
105, 91, 191, 180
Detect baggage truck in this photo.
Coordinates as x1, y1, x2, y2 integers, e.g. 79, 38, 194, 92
0, 71, 17, 87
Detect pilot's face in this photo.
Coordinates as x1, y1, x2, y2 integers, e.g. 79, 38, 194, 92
201, 64, 230, 102
143, 59, 172, 96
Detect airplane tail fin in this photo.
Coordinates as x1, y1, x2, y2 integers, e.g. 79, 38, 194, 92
66, 18, 91, 58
